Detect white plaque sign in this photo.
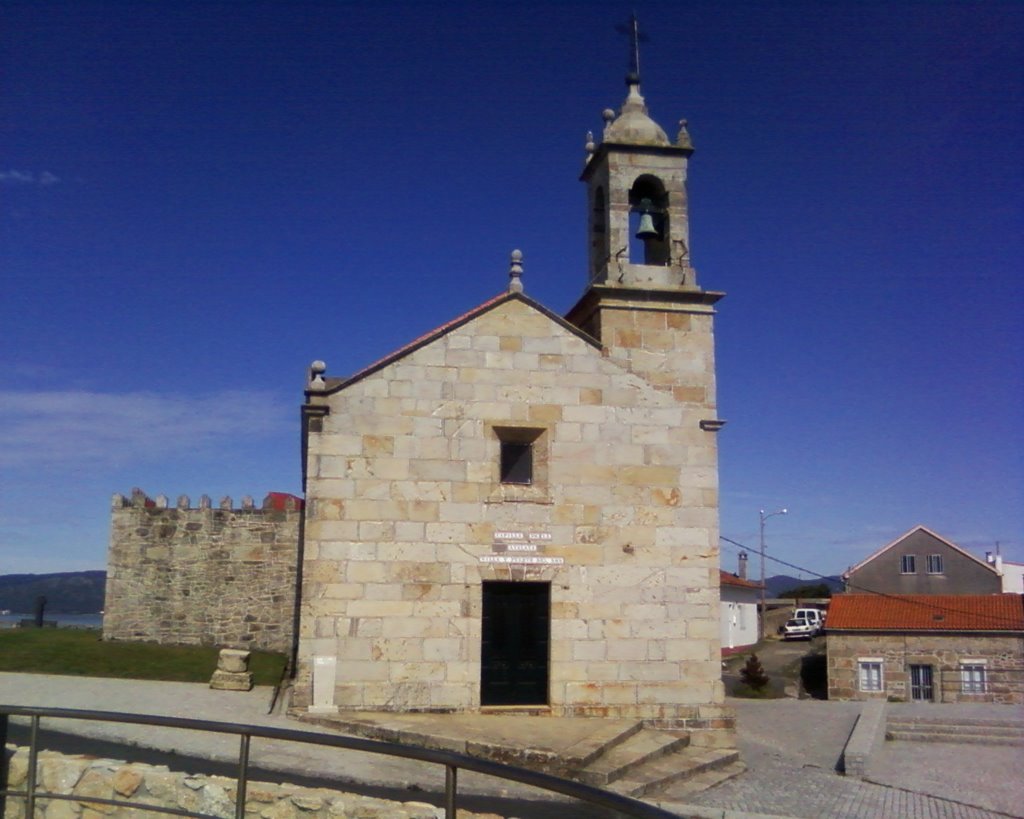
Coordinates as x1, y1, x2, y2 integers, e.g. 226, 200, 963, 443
480, 555, 564, 565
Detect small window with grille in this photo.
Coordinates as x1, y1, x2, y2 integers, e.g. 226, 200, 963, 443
926, 554, 944, 575
900, 554, 917, 574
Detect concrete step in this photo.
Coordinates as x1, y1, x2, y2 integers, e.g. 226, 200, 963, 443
887, 729, 1024, 746
605, 746, 741, 799
888, 716, 1024, 732
577, 728, 689, 786
654, 759, 747, 802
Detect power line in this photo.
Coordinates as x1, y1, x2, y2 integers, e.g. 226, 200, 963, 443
720, 534, 1022, 627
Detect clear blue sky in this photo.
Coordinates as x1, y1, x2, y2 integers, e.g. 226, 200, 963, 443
2, 1, 1022, 580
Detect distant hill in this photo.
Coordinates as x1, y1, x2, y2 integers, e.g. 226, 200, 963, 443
766, 574, 843, 598
0, 571, 106, 614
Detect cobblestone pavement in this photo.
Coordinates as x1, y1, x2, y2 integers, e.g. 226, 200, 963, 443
680, 698, 1023, 819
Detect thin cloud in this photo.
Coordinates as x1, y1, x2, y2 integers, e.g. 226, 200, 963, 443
0, 389, 290, 468
0, 170, 60, 186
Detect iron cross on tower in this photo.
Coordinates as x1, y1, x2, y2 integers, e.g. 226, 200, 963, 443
615, 11, 649, 80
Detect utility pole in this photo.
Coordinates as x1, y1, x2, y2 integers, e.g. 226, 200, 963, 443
759, 507, 788, 639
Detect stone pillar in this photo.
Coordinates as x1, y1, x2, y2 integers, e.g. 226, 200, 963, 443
209, 649, 253, 691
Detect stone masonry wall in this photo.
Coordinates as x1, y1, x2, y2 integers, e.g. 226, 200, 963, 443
297, 297, 726, 729
1, 745, 493, 818
103, 490, 301, 653
827, 632, 1024, 704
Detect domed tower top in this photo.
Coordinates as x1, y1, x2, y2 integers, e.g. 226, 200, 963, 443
581, 68, 698, 291
602, 73, 670, 147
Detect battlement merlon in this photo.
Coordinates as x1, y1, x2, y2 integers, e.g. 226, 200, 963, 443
111, 490, 304, 512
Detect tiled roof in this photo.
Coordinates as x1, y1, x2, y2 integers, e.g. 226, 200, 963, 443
826, 593, 1024, 632
719, 570, 762, 590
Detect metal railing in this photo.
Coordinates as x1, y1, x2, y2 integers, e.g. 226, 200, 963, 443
0, 705, 681, 819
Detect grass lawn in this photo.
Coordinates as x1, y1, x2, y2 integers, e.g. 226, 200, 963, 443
0, 628, 287, 686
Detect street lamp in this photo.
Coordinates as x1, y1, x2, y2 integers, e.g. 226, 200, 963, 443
759, 507, 788, 639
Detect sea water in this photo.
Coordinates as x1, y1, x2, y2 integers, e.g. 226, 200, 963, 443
0, 612, 103, 629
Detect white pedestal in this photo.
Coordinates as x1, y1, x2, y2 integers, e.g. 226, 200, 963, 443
308, 655, 339, 714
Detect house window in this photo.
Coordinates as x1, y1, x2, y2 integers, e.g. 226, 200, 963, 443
900, 554, 916, 574
926, 554, 944, 575
961, 660, 987, 694
858, 659, 883, 692
500, 442, 533, 485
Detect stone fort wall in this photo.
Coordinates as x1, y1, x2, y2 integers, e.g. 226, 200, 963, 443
102, 489, 301, 653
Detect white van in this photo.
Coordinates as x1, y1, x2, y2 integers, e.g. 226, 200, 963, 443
793, 608, 824, 634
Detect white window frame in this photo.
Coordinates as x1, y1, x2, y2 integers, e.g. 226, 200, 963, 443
926, 554, 944, 575
858, 657, 884, 692
900, 554, 916, 574
960, 659, 988, 694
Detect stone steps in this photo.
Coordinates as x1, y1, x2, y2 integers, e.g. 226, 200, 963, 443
886, 716, 1024, 747
300, 710, 742, 800
603, 746, 742, 798
577, 728, 689, 786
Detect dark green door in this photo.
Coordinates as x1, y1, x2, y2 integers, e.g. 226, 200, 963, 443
481, 581, 550, 706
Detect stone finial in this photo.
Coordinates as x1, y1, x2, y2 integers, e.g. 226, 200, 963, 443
309, 360, 327, 392
584, 130, 596, 158
602, 108, 615, 138
199, 494, 212, 509
676, 118, 693, 150
241, 495, 254, 509
219, 496, 232, 510
177, 495, 190, 509
155, 494, 168, 509
130, 488, 148, 508
508, 250, 524, 294
111, 493, 126, 508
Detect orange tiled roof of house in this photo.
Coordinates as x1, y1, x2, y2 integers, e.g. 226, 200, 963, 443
719, 570, 762, 590
827, 593, 1024, 632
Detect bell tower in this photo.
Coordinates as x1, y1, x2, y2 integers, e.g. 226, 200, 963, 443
567, 68, 724, 407
583, 73, 698, 289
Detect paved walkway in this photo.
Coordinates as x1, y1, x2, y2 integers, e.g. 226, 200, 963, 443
2, 674, 1022, 818
675, 698, 1023, 819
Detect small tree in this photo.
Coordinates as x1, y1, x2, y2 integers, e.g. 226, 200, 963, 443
740, 653, 770, 691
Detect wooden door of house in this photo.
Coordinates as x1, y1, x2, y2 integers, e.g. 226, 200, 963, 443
480, 581, 550, 706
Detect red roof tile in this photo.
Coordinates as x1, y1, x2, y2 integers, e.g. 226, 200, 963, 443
719, 570, 762, 590
826, 593, 1024, 632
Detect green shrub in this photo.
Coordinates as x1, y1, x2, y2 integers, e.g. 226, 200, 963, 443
739, 653, 770, 691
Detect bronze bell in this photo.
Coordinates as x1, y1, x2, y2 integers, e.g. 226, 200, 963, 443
635, 198, 659, 239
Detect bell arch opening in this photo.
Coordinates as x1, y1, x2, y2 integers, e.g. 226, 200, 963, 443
628, 175, 670, 266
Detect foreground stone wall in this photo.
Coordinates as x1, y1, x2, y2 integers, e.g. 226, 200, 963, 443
827, 632, 1024, 704
1, 745, 496, 818
103, 490, 301, 653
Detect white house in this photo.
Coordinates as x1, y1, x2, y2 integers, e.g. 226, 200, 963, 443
719, 568, 761, 652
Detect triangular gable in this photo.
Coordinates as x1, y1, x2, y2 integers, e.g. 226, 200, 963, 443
317, 291, 601, 395
843, 525, 998, 579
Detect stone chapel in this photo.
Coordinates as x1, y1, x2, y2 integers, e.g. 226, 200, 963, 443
293, 72, 729, 736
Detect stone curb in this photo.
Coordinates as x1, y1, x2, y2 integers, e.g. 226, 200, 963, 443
652, 802, 798, 819
841, 700, 886, 779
